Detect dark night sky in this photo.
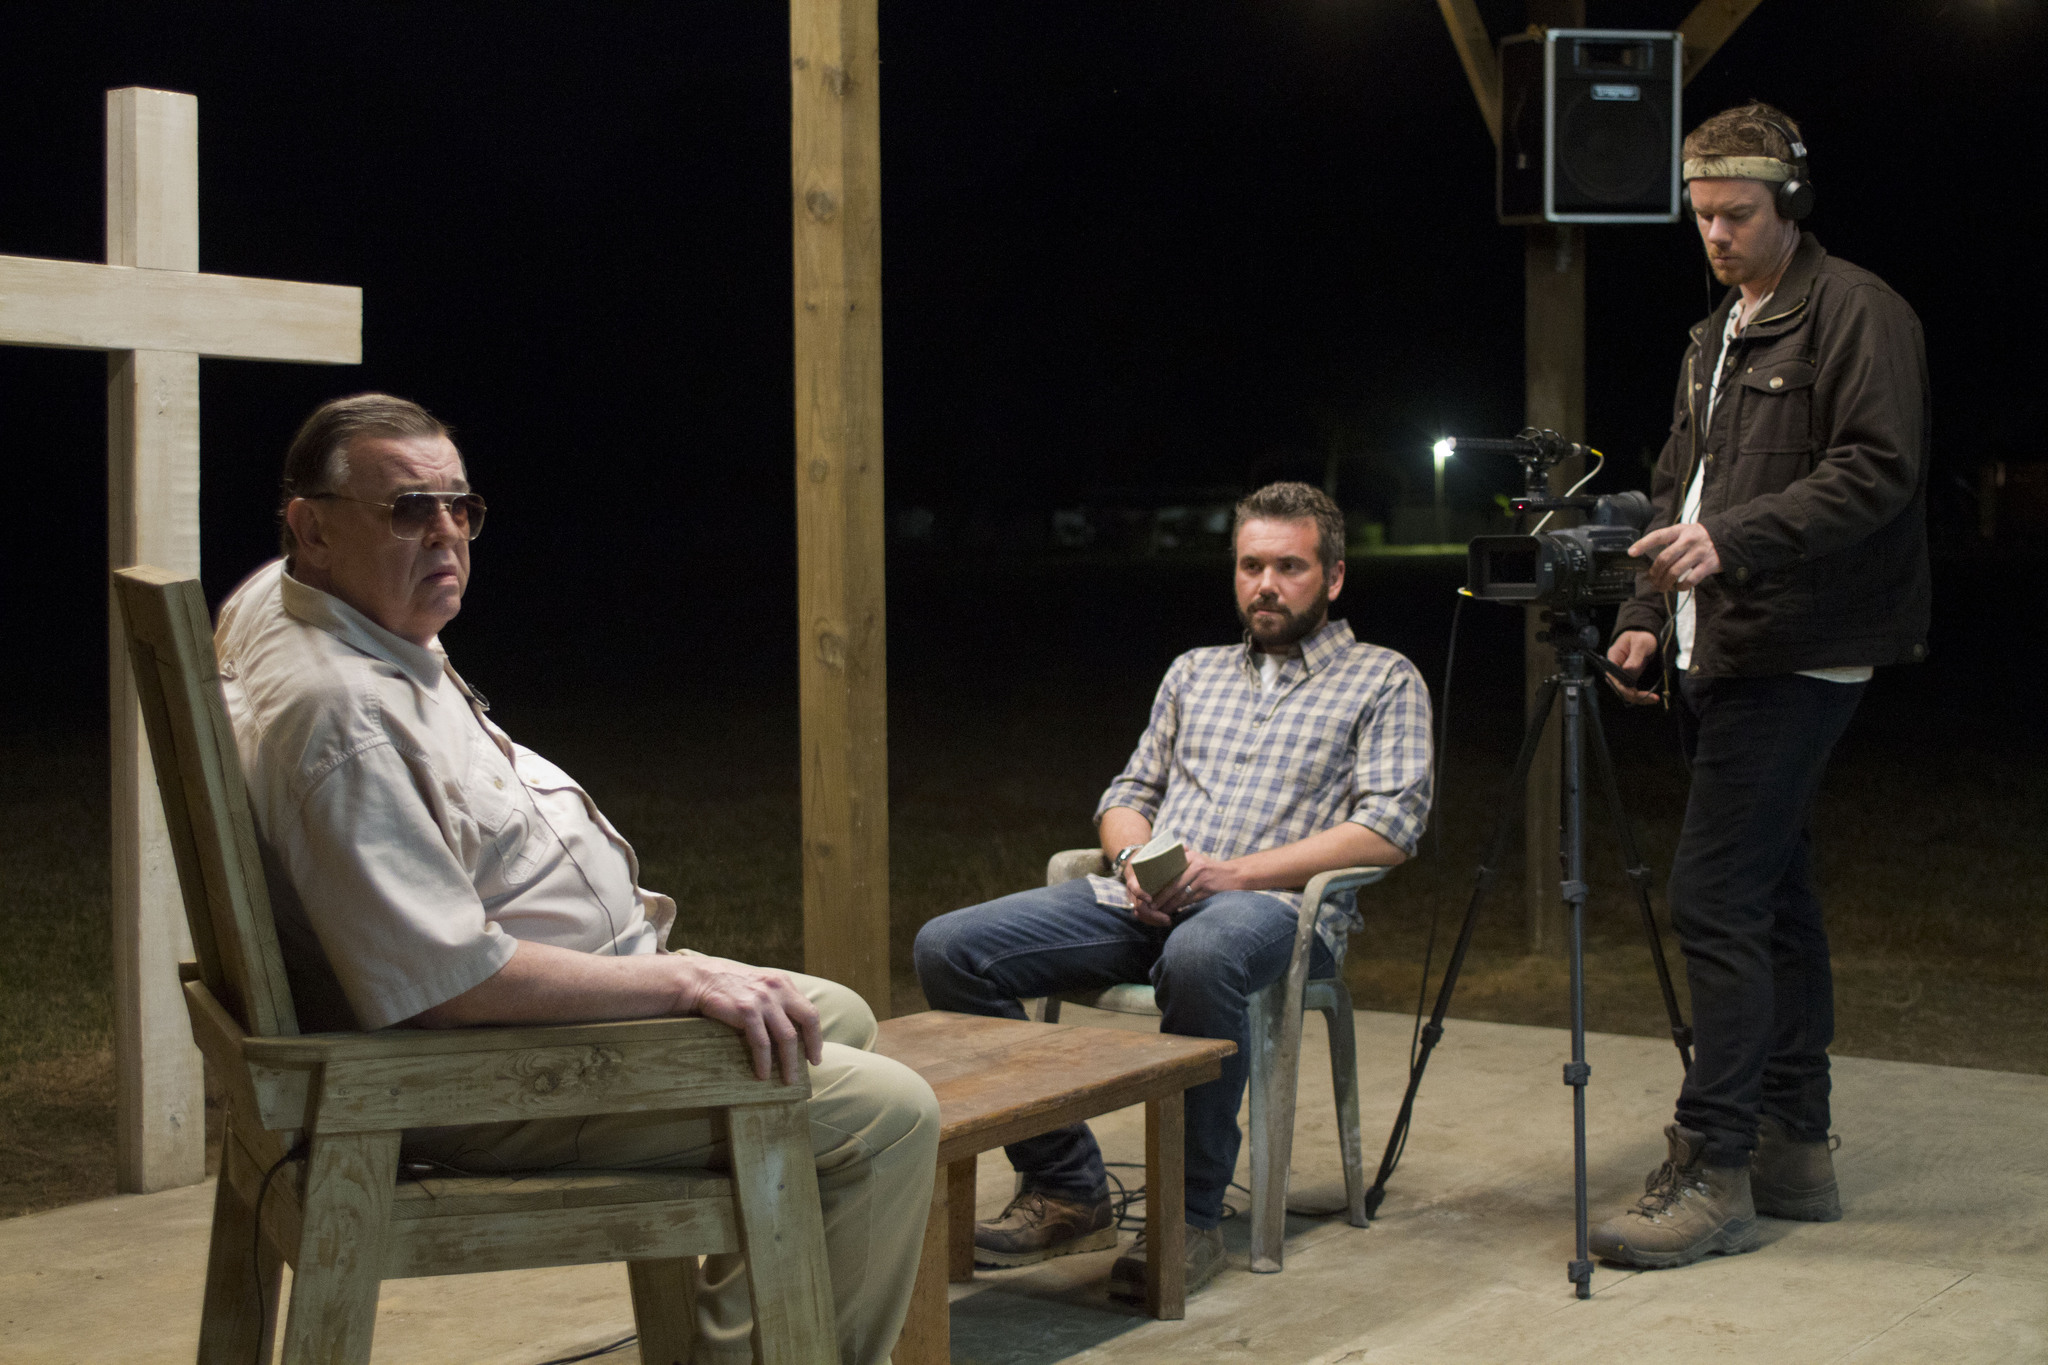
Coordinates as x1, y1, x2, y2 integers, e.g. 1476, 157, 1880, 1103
2, 2, 2042, 718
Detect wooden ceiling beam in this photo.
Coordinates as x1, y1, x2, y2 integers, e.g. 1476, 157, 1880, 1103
1678, 0, 1766, 86
1436, 0, 1502, 149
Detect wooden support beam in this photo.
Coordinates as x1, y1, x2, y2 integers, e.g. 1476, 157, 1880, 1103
1522, 224, 1585, 957
1436, 0, 1502, 148
791, 0, 891, 1017
1679, 0, 1766, 86
105, 85, 208, 1192
1520, 0, 1586, 958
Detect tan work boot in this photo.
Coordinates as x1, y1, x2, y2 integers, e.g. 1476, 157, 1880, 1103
1753, 1116, 1843, 1221
1589, 1124, 1761, 1269
974, 1189, 1117, 1267
1107, 1223, 1226, 1303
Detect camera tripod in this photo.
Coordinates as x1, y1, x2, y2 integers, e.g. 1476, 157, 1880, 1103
1362, 605, 1694, 1299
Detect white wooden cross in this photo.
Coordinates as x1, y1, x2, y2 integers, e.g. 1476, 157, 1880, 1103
0, 87, 361, 1191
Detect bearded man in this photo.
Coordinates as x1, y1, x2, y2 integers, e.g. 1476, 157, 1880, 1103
1593, 103, 1931, 1270
914, 481, 1432, 1300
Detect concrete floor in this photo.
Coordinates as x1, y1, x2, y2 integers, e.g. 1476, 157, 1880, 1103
2, 1008, 2042, 1364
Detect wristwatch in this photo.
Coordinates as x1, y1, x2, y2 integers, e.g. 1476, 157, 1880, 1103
1109, 844, 1143, 877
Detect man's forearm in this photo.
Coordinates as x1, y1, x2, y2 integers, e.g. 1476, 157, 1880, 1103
1228, 821, 1405, 890
1099, 806, 1155, 863
410, 939, 689, 1028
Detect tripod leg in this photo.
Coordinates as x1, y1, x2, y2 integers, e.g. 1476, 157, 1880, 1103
1364, 677, 1562, 1219
1584, 686, 1695, 1073
1561, 676, 1593, 1300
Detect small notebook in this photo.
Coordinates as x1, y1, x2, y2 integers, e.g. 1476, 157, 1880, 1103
1128, 834, 1188, 897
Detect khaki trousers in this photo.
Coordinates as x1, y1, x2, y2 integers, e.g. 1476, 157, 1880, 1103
405, 968, 939, 1365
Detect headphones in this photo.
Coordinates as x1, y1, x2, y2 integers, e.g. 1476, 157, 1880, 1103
1681, 115, 1814, 222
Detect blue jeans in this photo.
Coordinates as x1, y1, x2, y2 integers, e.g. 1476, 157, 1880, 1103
1671, 672, 1865, 1168
913, 878, 1334, 1229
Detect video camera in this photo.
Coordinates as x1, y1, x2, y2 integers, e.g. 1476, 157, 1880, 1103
1448, 429, 1654, 609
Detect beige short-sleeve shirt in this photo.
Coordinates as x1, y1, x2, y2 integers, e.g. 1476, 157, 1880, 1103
215, 560, 674, 1031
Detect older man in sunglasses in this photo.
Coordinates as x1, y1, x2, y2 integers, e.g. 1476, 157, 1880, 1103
213, 393, 938, 1365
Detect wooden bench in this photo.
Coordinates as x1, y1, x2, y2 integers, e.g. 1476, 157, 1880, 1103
876, 1012, 1236, 1365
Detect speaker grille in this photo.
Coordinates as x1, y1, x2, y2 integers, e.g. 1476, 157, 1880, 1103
1558, 93, 1665, 205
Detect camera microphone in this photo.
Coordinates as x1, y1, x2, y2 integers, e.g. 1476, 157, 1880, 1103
1445, 433, 1594, 463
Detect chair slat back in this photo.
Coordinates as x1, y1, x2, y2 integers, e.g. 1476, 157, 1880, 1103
114, 566, 299, 1038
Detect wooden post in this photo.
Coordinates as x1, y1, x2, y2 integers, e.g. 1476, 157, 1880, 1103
790, 0, 891, 1015
1521, 0, 1586, 958
1522, 222, 1585, 957
105, 87, 207, 1192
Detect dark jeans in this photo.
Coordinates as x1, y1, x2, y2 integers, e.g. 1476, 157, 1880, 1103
1671, 672, 1865, 1168
912, 879, 1334, 1229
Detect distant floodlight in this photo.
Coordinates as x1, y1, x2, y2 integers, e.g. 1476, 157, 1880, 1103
1433, 438, 1453, 467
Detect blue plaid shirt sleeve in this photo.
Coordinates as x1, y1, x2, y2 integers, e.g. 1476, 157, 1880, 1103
1344, 655, 1434, 857
1094, 653, 1187, 825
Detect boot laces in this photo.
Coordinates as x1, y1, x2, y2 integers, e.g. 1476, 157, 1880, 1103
1633, 1158, 1710, 1219
997, 1189, 1054, 1226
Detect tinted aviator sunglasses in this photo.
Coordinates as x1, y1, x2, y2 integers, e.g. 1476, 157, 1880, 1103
305, 490, 487, 540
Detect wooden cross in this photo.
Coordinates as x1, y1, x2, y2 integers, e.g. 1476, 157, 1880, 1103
0, 87, 360, 1191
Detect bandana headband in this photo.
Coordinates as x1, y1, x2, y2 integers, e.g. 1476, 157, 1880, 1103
1683, 156, 1794, 183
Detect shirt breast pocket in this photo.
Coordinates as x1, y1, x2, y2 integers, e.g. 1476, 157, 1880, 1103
1736, 357, 1816, 455
464, 739, 551, 886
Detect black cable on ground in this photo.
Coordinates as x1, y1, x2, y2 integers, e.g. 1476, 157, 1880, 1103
532, 1334, 638, 1365
249, 1139, 308, 1365
1410, 592, 1464, 1075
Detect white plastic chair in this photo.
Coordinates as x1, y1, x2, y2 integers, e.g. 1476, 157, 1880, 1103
1033, 849, 1387, 1272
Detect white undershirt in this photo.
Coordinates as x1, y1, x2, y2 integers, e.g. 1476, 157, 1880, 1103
1257, 648, 1295, 692
1673, 291, 1871, 685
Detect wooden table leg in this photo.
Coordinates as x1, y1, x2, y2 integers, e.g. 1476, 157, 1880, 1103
893, 1165, 952, 1365
947, 1158, 978, 1282
1145, 1093, 1186, 1320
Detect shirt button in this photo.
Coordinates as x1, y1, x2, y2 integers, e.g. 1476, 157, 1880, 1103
493, 777, 505, 789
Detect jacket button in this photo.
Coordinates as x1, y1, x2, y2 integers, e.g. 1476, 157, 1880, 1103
1735, 566, 1749, 582
1769, 375, 1785, 390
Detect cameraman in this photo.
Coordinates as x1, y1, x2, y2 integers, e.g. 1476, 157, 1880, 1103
1596, 104, 1930, 1270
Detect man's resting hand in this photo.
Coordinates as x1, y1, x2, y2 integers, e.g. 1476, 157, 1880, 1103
672, 954, 824, 1085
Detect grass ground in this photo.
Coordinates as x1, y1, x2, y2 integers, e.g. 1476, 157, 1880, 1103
5, 552, 2040, 1219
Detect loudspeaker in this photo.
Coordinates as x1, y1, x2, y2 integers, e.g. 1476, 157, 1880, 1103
1498, 29, 1682, 225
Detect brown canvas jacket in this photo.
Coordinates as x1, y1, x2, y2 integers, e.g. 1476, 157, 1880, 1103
1614, 233, 1932, 677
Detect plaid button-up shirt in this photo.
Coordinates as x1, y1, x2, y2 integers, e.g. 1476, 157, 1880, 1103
1094, 617, 1433, 938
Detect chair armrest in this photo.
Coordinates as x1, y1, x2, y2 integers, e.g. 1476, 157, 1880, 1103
189, 980, 806, 1136
1047, 847, 1108, 886
1301, 864, 1390, 915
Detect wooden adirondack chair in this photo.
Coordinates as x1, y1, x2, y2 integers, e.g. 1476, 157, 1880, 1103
114, 565, 835, 1365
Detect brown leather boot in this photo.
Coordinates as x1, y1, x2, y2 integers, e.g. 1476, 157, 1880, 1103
1589, 1124, 1761, 1269
1107, 1223, 1227, 1303
1752, 1116, 1843, 1221
973, 1189, 1117, 1267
